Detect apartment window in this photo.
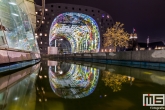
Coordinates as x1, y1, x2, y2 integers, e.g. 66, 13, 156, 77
45, 9, 48, 11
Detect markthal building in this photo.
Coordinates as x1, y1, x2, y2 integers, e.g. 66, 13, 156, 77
36, 3, 114, 54
0, 0, 40, 70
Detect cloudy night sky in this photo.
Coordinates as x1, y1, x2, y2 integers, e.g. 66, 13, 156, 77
35, 0, 165, 43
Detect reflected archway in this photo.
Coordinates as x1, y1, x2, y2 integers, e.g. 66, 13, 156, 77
49, 62, 100, 99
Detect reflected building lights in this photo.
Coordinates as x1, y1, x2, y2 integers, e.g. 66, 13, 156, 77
49, 62, 100, 99
39, 75, 42, 79
39, 99, 42, 102
14, 97, 19, 101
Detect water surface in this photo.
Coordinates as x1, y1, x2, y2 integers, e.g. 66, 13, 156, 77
1, 61, 165, 110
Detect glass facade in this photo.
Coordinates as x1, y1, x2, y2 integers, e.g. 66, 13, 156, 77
0, 0, 39, 53
49, 12, 100, 53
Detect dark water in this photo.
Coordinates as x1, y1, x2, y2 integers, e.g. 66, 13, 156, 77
0, 60, 165, 110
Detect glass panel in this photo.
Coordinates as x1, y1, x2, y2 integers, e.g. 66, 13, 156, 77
0, 91, 6, 109
0, 0, 39, 53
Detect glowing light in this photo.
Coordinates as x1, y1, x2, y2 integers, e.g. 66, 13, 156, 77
14, 97, 19, 101
9, 2, 17, 5
39, 75, 42, 79
12, 13, 19, 16
59, 70, 63, 74
39, 99, 42, 102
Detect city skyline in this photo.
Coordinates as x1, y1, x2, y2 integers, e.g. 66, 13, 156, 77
35, 0, 165, 43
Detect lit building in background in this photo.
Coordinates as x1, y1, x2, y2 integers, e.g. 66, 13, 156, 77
127, 28, 138, 51
35, 3, 114, 54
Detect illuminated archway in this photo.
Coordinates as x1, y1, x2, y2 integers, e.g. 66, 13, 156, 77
49, 12, 100, 53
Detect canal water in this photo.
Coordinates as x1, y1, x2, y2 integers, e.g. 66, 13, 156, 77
0, 60, 165, 110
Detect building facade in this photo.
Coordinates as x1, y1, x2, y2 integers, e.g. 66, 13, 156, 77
0, 0, 40, 68
36, 3, 114, 54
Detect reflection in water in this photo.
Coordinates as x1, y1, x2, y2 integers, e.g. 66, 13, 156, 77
102, 71, 135, 92
49, 62, 99, 99
0, 63, 40, 110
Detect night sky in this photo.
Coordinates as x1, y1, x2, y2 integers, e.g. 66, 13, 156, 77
35, 0, 165, 43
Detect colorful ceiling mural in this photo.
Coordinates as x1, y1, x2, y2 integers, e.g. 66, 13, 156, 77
49, 12, 100, 53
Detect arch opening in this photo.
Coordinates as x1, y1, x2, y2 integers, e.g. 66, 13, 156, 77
49, 12, 100, 53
